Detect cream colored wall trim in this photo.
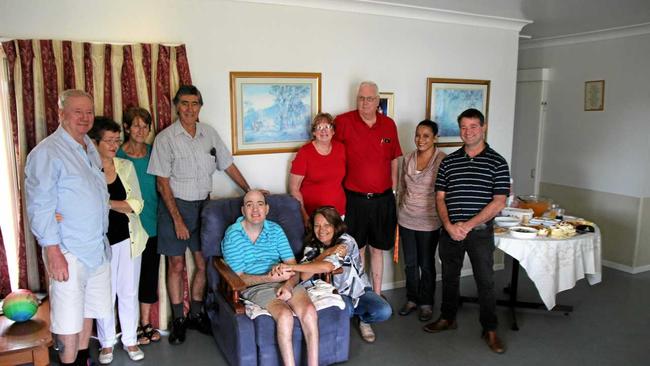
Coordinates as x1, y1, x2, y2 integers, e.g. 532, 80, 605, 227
517, 68, 552, 82
381, 264, 505, 290
520, 22, 650, 50
634, 195, 643, 267
602, 260, 650, 274
232, 0, 530, 31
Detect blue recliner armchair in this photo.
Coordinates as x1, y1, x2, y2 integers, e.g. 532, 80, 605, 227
201, 194, 350, 366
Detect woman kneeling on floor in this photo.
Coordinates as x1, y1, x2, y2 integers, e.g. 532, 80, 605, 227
273, 206, 391, 343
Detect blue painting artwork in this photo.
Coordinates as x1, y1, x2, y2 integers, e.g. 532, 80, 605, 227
433, 88, 485, 137
241, 84, 312, 144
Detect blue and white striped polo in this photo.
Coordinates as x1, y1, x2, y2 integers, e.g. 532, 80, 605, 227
221, 216, 295, 275
435, 144, 510, 223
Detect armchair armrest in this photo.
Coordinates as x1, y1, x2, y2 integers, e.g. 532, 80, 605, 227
213, 257, 247, 315
319, 267, 344, 283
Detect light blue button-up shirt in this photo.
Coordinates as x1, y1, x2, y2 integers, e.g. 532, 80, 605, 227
25, 126, 109, 270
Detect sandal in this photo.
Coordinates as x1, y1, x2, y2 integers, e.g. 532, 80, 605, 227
142, 323, 161, 343
137, 325, 150, 345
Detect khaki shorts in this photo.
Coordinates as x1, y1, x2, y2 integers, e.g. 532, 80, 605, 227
241, 282, 307, 309
45, 251, 112, 334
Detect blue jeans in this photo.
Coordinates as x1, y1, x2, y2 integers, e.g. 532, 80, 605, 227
342, 287, 392, 324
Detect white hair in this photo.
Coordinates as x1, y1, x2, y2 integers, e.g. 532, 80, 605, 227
358, 81, 379, 96
58, 89, 93, 109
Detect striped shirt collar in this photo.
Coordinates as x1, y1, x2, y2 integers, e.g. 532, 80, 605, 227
233, 216, 271, 242
455, 143, 493, 159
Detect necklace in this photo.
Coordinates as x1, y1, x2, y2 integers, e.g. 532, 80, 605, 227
313, 141, 332, 155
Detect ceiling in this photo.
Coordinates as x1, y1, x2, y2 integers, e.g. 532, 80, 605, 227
374, 0, 650, 38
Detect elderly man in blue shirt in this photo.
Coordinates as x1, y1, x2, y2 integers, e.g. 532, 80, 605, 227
25, 89, 111, 366
221, 190, 319, 366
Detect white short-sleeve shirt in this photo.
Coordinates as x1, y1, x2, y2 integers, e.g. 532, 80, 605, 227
148, 121, 233, 201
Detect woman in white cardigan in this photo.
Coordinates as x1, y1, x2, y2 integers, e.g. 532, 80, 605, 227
89, 117, 148, 364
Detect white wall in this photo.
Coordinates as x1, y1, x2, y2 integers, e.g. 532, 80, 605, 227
519, 33, 650, 198
1, 0, 522, 286
1, 0, 521, 195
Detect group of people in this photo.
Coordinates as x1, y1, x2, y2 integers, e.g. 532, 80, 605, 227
25, 86, 256, 365
24, 79, 510, 366
221, 81, 510, 366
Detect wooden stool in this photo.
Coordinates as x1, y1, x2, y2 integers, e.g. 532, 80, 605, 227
0, 299, 52, 366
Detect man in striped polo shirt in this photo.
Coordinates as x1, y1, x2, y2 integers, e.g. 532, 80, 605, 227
221, 190, 319, 366
423, 108, 510, 354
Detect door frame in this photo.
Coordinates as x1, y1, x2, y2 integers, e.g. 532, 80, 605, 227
515, 68, 551, 195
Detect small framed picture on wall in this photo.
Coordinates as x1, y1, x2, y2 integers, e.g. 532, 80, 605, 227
378, 92, 394, 119
584, 80, 605, 111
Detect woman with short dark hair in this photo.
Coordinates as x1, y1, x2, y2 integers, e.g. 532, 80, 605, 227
90, 117, 148, 363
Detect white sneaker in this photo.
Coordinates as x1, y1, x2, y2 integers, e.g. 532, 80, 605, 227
123, 345, 144, 361
98, 347, 113, 364
359, 322, 376, 343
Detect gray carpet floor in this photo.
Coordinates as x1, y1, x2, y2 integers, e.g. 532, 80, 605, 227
47, 264, 649, 366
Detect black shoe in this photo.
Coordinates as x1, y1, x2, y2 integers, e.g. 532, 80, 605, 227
423, 318, 457, 333
187, 311, 212, 335
418, 307, 433, 322
169, 317, 187, 345
399, 301, 417, 316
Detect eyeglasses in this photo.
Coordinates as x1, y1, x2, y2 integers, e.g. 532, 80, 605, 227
101, 139, 123, 145
357, 96, 377, 103
314, 124, 334, 131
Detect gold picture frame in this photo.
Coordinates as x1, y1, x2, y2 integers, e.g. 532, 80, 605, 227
229, 71, 321, 155
584, 80, 604, 111
426, 78, 490, 147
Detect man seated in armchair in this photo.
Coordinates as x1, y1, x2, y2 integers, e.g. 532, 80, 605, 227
221, 190, 319, 366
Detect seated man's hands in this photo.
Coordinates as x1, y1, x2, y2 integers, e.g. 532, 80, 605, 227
269, 263, 294, 282
276, 282, 293, 301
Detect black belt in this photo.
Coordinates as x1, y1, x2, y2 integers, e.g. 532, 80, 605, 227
346, 188, 393, 200
472, 223, 490, 231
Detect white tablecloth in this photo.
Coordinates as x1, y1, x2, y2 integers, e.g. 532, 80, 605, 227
494, 226, 602, 310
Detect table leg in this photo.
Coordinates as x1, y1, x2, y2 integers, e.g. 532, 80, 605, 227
459, 257, 574, 330
33, 345, 50, 366
505, 259, 520, 330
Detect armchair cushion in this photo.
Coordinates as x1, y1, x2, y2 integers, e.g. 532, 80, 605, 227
202, 194, 349, 366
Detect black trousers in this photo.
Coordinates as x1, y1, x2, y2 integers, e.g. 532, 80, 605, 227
399, 226, 439, 306
439, 226, 498, 331
138, 236, 160, 304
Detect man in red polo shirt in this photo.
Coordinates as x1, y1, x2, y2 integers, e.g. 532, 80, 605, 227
334, 81, 402, 300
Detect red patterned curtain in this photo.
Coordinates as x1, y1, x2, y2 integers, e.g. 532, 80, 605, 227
0, 227, 10, 298
1, 39, 193, 328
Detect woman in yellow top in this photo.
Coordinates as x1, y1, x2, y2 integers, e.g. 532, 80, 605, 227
89, 117, 148, 364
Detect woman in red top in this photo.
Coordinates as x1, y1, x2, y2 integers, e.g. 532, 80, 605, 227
289, 113, 346, 227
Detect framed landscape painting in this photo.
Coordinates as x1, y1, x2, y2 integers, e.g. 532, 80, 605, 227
230, 71, 321, 155
426, 78, 490, 147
